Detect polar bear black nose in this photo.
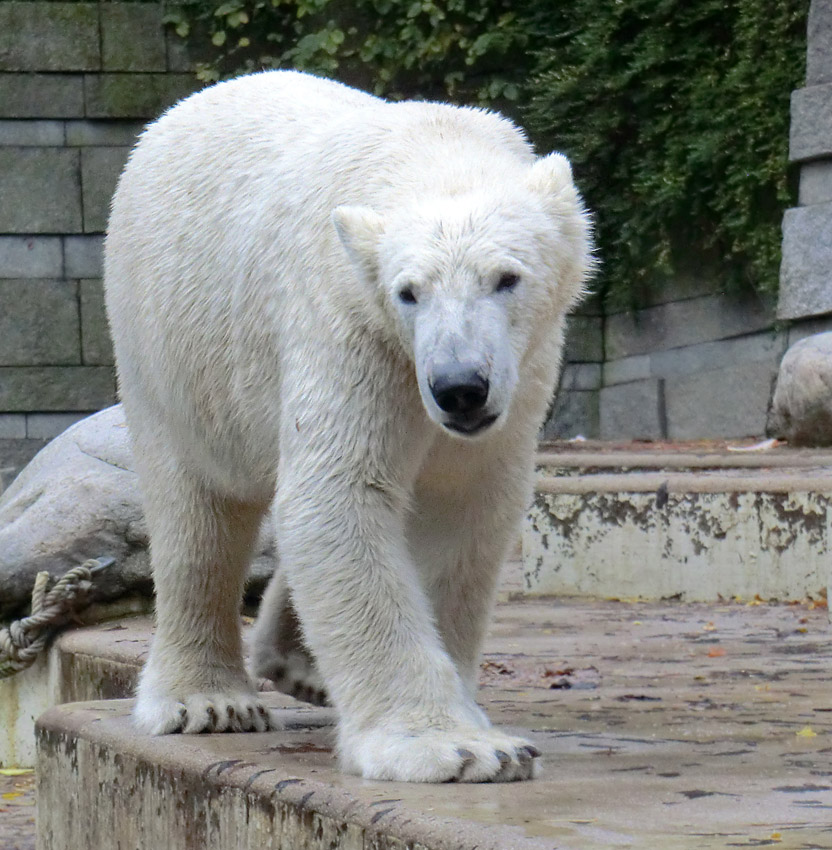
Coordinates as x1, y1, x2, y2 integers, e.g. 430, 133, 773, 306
430, 367, 489, 415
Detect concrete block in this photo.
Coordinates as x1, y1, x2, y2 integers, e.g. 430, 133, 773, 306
778, 203, 832, 320
0, 73, 84, 118
808, 0, 832, 85
26, 412, 89, 440
166, 29, 195, 73
664, 360, 777, 440
599, 379, 663, 440
0, 3, 100, 72
0, 236, 62, 277
0, 367, 116, 411
0, 148, 82, 233
606, 293, 773, 360
65, 119, 145, 147
563, 315, 603, 362
0, 280, 80, 367
799, 160, 832, 206
789, 84, 832, 162
603, 354, 650, 386
81, 147, 130, 232
84, 73, 199, 119
0, 119, 64, 145
80, 279, 114, 365
559, 363, 602, 391
0, 414, 25, 438
649, 330, 787, 380
102, 4, 166, 72
542, 389, 599, 440
64, 235, 104, 278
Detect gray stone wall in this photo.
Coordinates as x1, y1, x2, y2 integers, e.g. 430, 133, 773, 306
0, 0, 199, 438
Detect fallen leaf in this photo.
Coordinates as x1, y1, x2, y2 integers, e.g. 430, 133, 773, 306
0, 769, 33, 777
1, 792, 22, 801
796, 727, 817, 738
707, 647, 726, 658
703, 622, 716, 632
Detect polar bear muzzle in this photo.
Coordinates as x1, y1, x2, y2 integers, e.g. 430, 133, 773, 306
427, 363, 497, 435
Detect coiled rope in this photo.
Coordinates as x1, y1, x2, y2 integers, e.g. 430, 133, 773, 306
0, 557, 113, 679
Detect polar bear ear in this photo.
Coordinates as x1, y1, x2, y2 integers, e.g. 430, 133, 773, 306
525, 152, 575, 206
333, 205, 385, 282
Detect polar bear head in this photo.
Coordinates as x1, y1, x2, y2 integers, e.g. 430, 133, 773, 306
333, 152, 592, 439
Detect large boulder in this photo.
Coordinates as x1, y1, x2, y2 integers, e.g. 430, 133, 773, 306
767, 332, 832, 446
0, 405, 277, 619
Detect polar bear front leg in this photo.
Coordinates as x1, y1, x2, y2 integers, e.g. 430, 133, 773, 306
133, 462, 277, 735
277, 458, 540, 783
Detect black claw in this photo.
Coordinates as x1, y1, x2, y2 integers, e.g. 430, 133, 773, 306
523, 744, 541, 759
495, 750, 512, 766
206, 706, 217, 722
257, 705, 267, 717
227, 706, 235, 718
456, 748, 475, 764
517, 748, 531, 765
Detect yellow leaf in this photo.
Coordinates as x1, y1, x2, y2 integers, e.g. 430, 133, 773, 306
1, 792, 22, 801
796, 727, 817, 738
0, 768, 33, 776
703, 622, 716, 631
770, 833, 781, 841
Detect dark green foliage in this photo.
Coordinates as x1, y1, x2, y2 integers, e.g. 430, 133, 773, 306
164, 0, 808, 307
525, 0, 808, 307
162, 0, 530, 105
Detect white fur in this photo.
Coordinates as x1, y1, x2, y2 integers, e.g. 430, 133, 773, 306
104, 70, 592, 782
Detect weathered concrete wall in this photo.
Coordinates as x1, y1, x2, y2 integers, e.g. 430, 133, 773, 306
0, 0, 200, 438
523, 450, 832, 601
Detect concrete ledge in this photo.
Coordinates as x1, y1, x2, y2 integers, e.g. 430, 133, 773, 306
34, 599, 832, 849
526, 447, 832, 601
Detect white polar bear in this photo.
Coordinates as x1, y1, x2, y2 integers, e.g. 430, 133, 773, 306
104, 70, 592, 783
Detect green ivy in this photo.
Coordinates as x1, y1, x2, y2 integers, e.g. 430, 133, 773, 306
164, 0, 808, 307
162, 0, 530, 105
525, 0, 808, 308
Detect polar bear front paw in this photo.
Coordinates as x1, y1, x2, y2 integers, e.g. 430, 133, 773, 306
133, 689, 278, 735
342, 725, 541, 783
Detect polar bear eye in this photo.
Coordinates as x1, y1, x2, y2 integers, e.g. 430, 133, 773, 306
496, 272, 520, 293
398, 286, 418, 305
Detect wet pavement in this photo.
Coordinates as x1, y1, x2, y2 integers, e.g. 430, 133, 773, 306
32, 597, 832, 849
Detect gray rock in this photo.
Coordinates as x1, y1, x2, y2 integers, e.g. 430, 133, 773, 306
767, 332, 832, 446
0, 405, 277, 619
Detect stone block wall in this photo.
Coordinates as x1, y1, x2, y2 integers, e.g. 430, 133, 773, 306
0, 0, 199, 440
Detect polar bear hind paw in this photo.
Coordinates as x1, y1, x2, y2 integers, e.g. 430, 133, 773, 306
251, 649, 329, 707
344, 727, 541, 783
134, 690, 279, 735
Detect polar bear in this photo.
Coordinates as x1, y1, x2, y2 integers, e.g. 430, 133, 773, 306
104, 70, 592, 783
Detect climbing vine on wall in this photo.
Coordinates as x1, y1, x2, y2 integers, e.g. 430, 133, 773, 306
163, 0, 808, 307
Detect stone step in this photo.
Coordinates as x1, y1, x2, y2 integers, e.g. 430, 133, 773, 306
35, 598, 832, 850
525, 444, 832, 604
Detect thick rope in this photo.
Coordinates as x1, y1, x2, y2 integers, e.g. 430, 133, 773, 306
0, 557, 113, 679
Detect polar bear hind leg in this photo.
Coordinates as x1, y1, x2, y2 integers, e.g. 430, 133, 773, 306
248, 568, 329, 706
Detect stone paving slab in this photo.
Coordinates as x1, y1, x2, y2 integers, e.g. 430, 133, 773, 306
34, 599, 832, 850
